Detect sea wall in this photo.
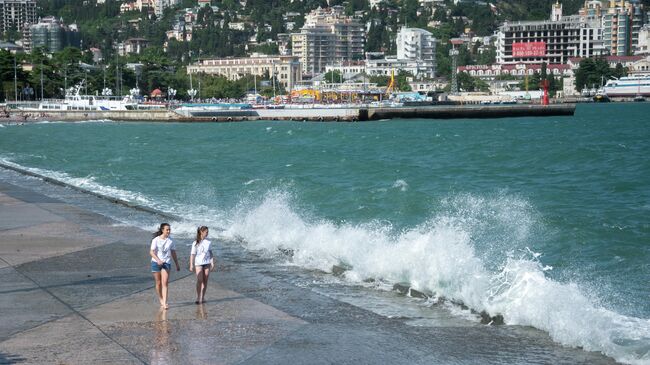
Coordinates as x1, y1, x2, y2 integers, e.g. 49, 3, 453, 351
6, 104, 576, 123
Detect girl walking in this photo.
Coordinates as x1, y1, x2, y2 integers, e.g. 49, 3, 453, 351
189, 226, 215, 304
150, 223, 180, 309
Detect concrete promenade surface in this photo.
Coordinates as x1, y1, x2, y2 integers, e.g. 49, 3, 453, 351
0, 179, 618, 365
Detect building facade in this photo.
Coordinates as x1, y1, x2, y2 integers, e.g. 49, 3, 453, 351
291, 6, 364, 75
0, 0, 36, 33
187, 54, 302, 88
396, 27, 436, 78
27, 16, 80, 53
496, 4, 604, 65
602, 0, 645, 56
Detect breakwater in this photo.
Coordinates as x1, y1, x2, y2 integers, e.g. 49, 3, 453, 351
5, 103, 576, 123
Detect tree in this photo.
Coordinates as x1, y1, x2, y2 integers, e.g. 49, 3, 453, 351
575, 58, 612, 92
324, 70, 343, 84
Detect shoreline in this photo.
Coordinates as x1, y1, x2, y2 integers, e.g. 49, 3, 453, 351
0, 164, 621, 364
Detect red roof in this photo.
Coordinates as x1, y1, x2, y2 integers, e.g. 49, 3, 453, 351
151, 88, 163, 96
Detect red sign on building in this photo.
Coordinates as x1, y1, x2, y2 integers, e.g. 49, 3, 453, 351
512, 42, 546, 57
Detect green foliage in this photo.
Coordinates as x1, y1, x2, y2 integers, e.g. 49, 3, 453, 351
251, 43, 280, 55
457, 72, 489, 92
324, 70, 343, 84
575, 58, 615, 91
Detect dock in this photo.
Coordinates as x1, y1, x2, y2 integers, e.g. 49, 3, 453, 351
3, 103, 576, 123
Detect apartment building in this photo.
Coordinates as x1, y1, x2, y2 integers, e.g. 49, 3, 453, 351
0, 0, 37, 33
396, 27, 436, 78
291, 6, 364, 75
602, 0, 645, 56
187, 54, 302, 88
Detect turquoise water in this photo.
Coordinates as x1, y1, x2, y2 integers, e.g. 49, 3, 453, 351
1, 103, 649, 363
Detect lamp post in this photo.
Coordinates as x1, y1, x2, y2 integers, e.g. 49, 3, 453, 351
14, 56, 18, 101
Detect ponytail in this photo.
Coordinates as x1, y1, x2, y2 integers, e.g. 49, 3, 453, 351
195, 226, 209, 245
153, 223, 170, 238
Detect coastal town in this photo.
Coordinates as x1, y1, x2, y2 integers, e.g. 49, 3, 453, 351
0, 0, 649, 117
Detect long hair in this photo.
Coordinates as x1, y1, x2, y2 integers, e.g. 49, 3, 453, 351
153, 223, 170, 238
195, 226, 208, 245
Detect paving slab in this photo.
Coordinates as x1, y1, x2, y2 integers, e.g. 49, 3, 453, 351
0, 221, 114, 266
0, 314, 143, 365
0, 267, 72, 341
82, 275, 306, 365
16, 241, 180, 311
0, 201, 65, 231
0, 184, 61, 204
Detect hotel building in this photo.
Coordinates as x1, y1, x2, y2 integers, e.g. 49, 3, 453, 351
496, 2, 604, 65
187, 54, 302, 88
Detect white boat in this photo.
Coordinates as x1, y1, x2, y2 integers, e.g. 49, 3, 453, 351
173, 103, 255, 117
599, 74, 650, 97
7, 83, 140, 112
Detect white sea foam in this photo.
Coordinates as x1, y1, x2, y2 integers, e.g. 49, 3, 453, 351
222, 190, 650, 365
0, 158, 153, 205
391, 179, 409, 191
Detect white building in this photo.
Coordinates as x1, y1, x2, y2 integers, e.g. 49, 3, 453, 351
187, 54, 302, 88
153, 0, 179, 17
291, 6, 365, 75
396, 27, 436, 78
496, 4, 603, 65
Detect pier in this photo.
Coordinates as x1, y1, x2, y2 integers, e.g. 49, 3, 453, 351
3, 103, 576, 123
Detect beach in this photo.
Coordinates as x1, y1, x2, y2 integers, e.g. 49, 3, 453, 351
0, 166, 620, 364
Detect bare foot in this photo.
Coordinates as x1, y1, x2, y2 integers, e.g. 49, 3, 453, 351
163, 303, 169, 309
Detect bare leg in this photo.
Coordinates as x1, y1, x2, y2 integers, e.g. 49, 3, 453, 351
195, 266, 204, 303
201, 266, 210, 303
161, 268, 170, 309
152, 272, 163, 306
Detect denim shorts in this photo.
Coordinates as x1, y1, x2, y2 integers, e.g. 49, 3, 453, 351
151, 261, 171, 272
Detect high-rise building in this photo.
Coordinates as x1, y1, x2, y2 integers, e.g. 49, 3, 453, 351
291, 6, 364, 75
602, 0, 645, 56
0, 0, 37, 34
496, 3, 604, 65
28, 16, 80, 53
396, 27, 436, 78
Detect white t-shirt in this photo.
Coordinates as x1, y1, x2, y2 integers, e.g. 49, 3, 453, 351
150, 236, 175, 264
190, 239, 212, 266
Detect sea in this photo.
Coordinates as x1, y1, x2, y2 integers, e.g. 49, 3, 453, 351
0, 103, 648, 364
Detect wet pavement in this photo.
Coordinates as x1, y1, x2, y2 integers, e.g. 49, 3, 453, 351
0, 178, 619, 364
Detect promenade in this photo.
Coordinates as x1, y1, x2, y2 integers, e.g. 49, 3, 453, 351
0, 177, 617, 364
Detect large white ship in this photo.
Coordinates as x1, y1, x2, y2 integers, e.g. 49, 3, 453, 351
599, 74, 650, 97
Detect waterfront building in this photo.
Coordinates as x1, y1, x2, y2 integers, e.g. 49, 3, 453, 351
458, 63, 572, 80
290, 6, 364, 75
496, 2, 604, 65
602, 0, 645, 56
366, 56, 437, 78
28, 17, 80, 53
0, 0, 36, 33
396, 27, 437, 78
187, 54, 302, 88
